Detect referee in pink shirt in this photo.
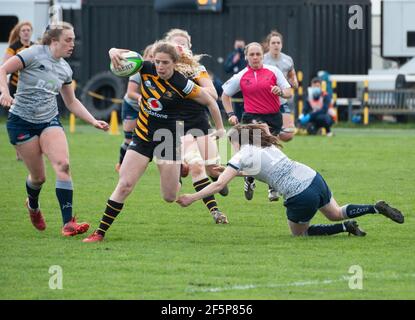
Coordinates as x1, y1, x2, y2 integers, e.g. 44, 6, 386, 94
221, 42, 292, 202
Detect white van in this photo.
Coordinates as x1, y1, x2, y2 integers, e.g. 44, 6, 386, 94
0, 0, 49, 60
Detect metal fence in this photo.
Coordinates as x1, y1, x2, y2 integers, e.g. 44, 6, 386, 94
368, 89, 415, 114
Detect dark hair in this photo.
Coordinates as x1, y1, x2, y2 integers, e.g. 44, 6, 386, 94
265, 30, 284, 45
40, 22, 73, 45
152, 41, 180, 63
311, 77, 322, 85
228, 124, 283, 149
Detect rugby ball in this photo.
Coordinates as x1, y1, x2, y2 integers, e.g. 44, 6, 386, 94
110, 51, 143, 77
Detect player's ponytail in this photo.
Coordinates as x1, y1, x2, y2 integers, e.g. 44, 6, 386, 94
40, 21, 73, 45
228, 124, 283, 149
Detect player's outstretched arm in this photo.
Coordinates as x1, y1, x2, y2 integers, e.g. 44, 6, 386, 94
177, 167, 237, 207
60, 84, 109, 131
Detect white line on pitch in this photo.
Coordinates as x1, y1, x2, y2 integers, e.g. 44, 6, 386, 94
186, 273, 415, 293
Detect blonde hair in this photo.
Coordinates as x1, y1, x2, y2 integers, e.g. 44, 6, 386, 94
40, 22, 73, 45
142, 44, 154, 61
164, 28, 192, 49
175, 47, 207, 78
8, 21, 33, 45
244, 42, 263, 56
163, 28, 209, 78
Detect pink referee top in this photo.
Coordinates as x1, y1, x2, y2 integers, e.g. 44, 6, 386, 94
222, 64, 290, 114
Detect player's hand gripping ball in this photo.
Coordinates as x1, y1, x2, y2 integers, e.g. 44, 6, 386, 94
110, 51, 143, 77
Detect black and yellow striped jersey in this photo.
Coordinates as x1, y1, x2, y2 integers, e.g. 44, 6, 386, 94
135, 61, 201, 142
6, 40, 33, 88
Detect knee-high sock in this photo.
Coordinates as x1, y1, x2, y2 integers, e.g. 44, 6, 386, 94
341, 204, 376, 219
96, 199, 124, 236
306, 223, 345, 236
26, 178, 42, 210
56, 180, 73, 224
193, 178, 219, 212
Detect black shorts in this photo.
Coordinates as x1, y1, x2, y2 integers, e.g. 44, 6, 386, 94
241, 112, 283, 135
128, 132, 181, 161
183, 112, 211, 137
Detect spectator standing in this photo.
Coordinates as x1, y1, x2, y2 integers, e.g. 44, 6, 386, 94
223, 38, 246, 122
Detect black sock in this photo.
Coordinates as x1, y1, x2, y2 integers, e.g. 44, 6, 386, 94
96, 199, 124, 236
306, 223, 345, 236
56, 180, 73, 224
26, 178, 42, 210
341, 204, 376, 219
193, 178, 218, 213
246, 176, 255, 183
119, 142, 129, 165
209, 175, 218, 182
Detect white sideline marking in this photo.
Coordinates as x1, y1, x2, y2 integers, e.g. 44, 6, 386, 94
186, 273, 415, 293
186, 276, 350, 293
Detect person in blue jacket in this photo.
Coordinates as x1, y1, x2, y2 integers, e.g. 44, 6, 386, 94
300, 77, 334, 136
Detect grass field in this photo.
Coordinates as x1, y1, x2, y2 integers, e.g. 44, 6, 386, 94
0, 123, 414, 300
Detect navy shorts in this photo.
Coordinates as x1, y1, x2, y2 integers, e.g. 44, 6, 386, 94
121, 100, 139, 121
7, 113, 63, 145
284, 173, 332, 224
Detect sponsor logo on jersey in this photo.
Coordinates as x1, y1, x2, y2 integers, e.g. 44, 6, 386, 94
147, 98, 163, 112
244, 79, 252, 86
35, 79, 59, 93
145, 80, 156, 90
163, 91, 174, 100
